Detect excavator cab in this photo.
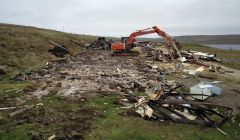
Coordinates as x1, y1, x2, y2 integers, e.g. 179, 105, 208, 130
111, 37, 131, 51
121, 37, 128, 43
111, 36, 139, 56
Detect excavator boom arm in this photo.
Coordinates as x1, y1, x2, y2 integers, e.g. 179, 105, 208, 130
127, 26, 173, 45
125, 26, 183, 59
127, 30, 155, 45
152, 26, 173, 42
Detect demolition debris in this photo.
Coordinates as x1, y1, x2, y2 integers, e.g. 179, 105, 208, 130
6, 31, 238, 139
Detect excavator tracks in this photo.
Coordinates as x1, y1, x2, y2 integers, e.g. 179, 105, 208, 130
111, 51, 140, 57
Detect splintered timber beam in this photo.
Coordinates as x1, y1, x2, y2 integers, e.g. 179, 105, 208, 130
48, 40, 68, 51
148, 99, 232, 127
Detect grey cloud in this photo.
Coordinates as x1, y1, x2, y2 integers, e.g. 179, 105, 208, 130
0, 0, 239, 36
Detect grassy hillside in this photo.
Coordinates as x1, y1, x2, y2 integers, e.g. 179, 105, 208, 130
0, 23, 96, 77
175, 35, 240, 44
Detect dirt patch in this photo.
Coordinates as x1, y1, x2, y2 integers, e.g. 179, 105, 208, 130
0, 94, 98, 139
20, 50, 161, 99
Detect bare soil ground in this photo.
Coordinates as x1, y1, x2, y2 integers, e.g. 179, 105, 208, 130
25, 49, 240, 116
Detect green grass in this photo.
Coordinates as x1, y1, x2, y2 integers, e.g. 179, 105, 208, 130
0, 125, 32, 140
0, 79, 30, 98
182, 44, 240, 70
41, 93, 81, 112
86, 96, 240, 140
0, 23, 96, 76
0, 79, 32, 139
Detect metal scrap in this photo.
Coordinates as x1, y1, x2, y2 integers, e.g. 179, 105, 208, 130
190, 81, 222, 100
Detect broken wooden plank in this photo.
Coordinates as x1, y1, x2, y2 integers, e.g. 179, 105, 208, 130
48, 40, 68, 51
9, 105, 34, 117
48, 40, 69, 58
0, 107, 16, 111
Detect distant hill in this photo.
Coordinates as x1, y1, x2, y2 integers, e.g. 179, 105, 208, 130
174, 35, 240, 44
137, 35, 240, 44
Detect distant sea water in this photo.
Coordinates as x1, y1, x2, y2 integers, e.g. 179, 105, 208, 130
201, 44, 240, 51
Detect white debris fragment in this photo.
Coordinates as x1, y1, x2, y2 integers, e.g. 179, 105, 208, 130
196, 66, 205, 72
175, 109, 196, 120
57, 86, 80, 96
48, 135, 56, 140
136, 105, 153, 118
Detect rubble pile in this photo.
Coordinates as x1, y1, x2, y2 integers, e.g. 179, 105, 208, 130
90, 37, 112, 50
118, 83, 232, 127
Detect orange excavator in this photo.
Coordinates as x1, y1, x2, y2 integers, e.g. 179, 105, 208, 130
111, 26, 186, 61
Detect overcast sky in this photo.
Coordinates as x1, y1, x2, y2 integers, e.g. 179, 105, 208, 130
0, 0, 239, 37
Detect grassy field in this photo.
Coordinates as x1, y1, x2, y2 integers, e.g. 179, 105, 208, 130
182, 44, 240, 70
